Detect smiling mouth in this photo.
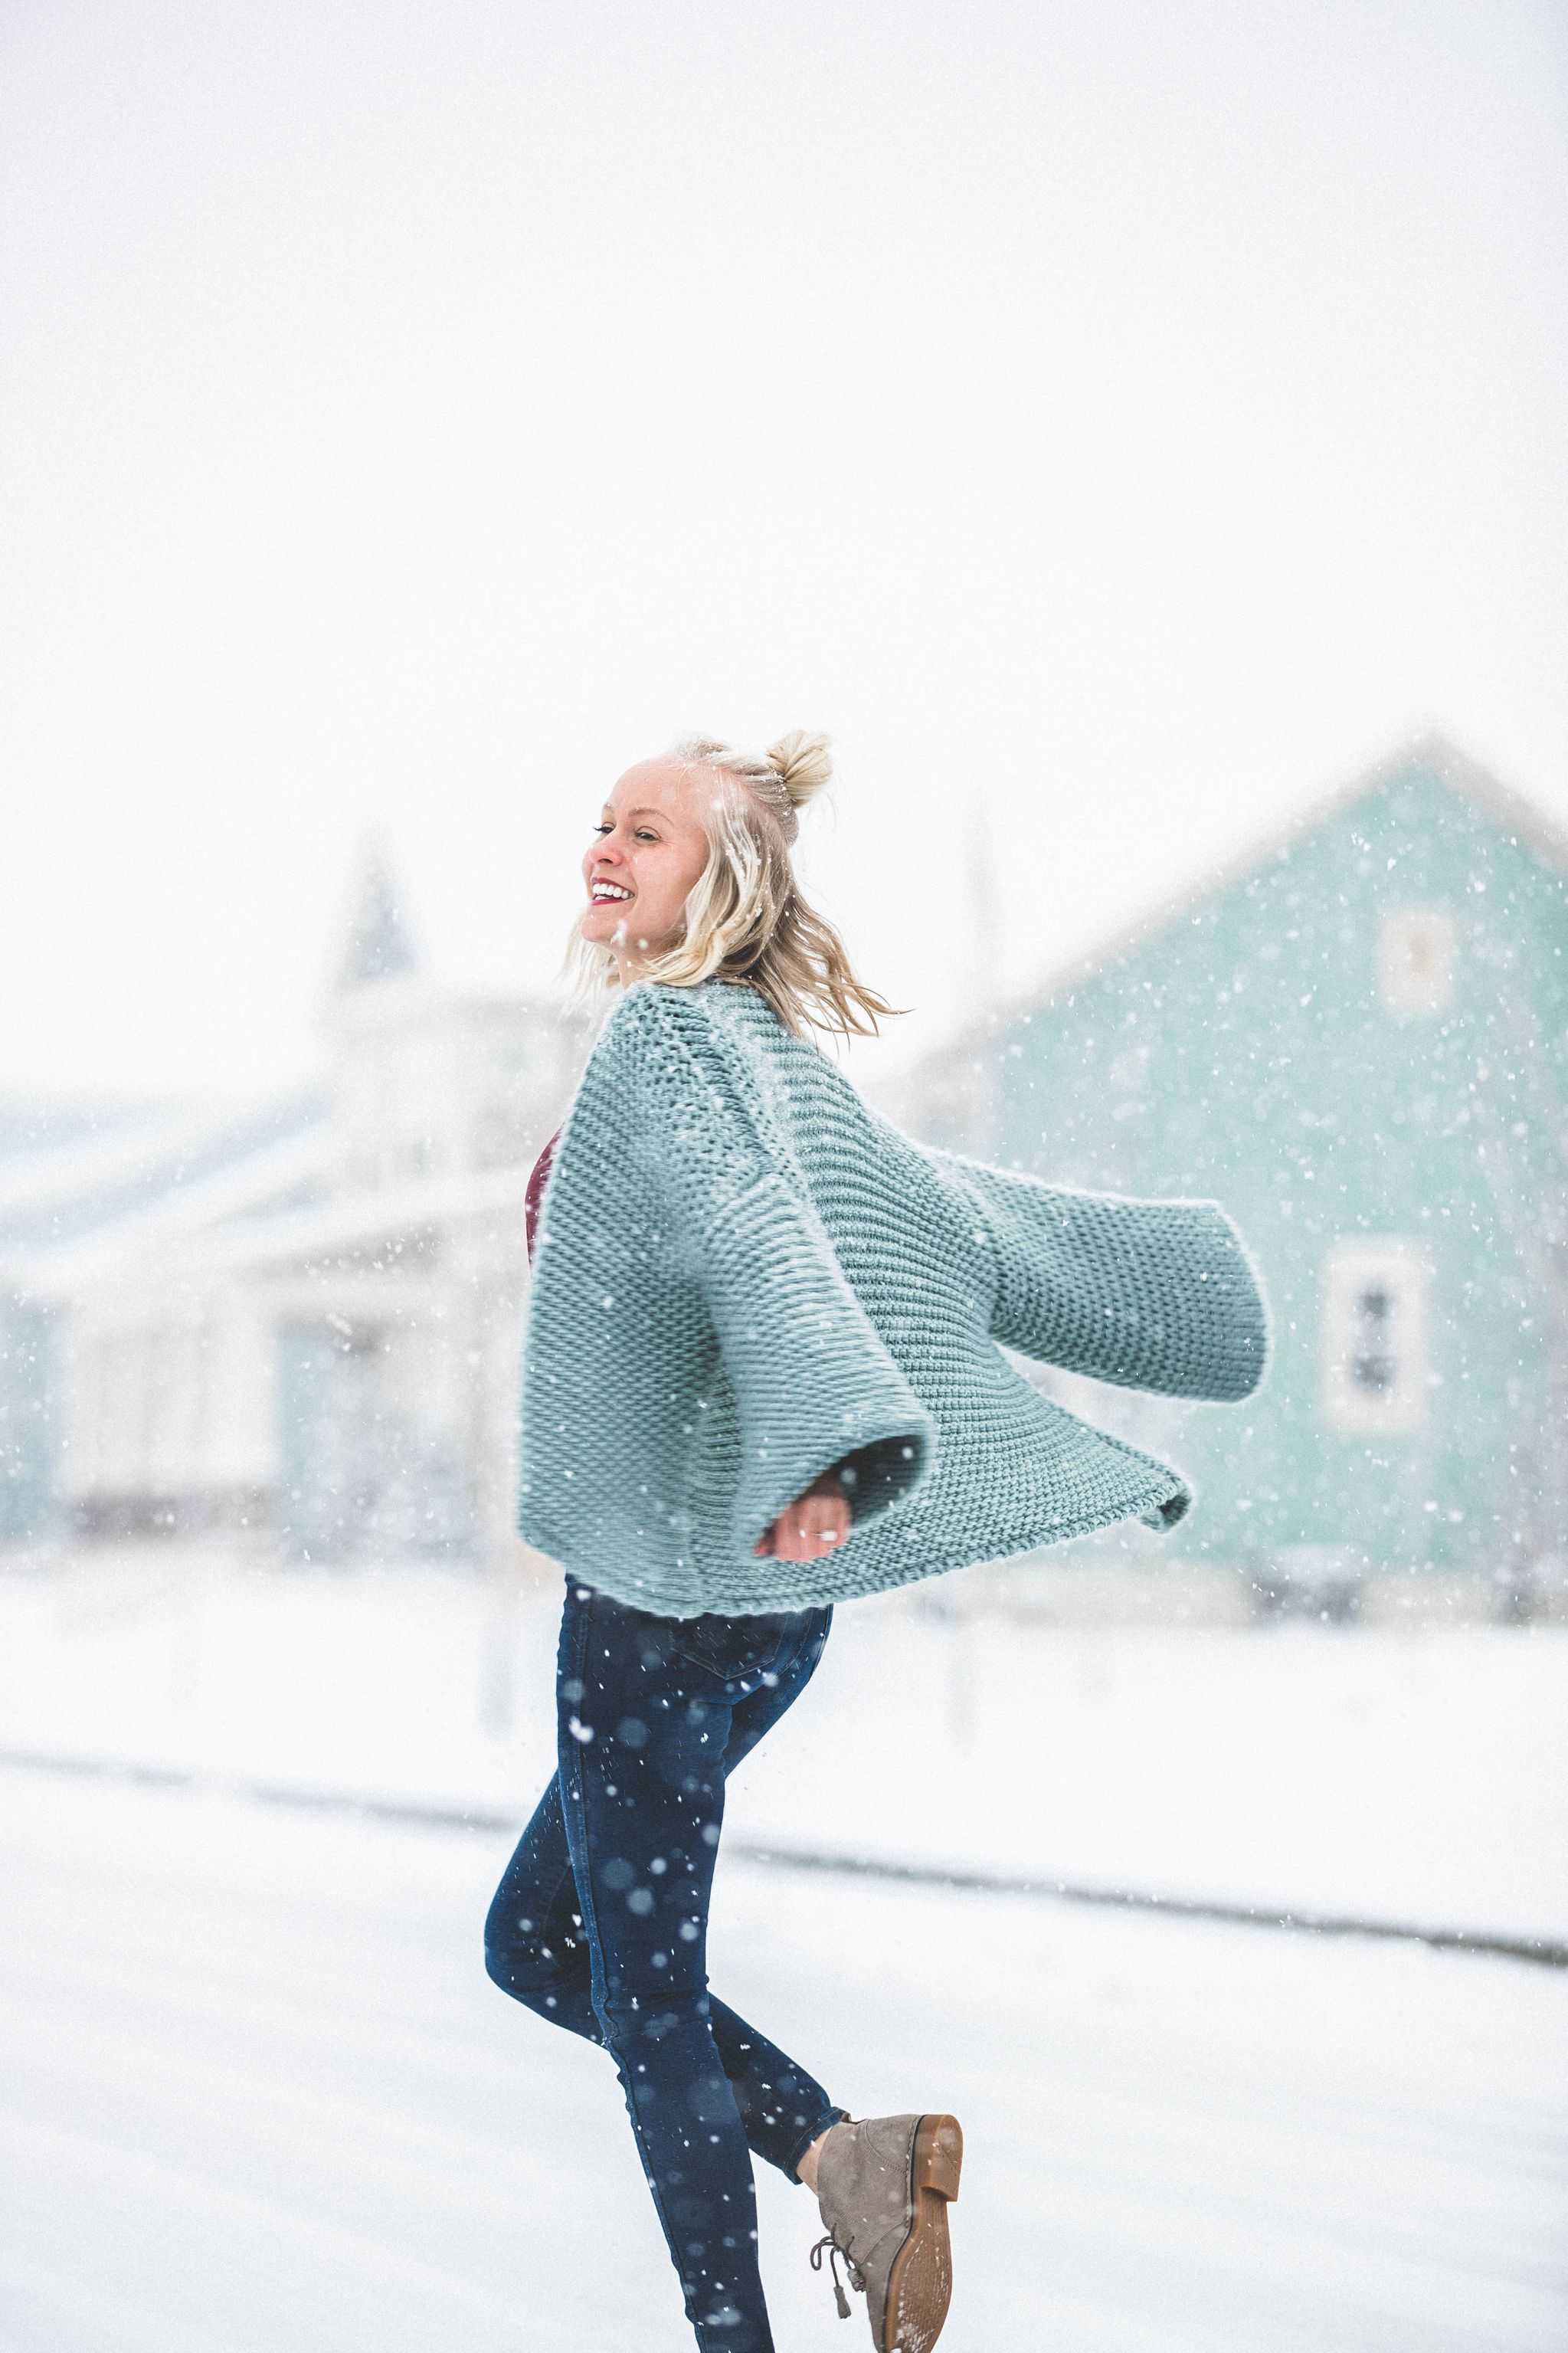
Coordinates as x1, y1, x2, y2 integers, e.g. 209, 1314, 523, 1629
589, 886, 634, 905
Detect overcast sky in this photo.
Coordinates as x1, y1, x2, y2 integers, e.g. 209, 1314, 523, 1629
3, 0, 1564, 1108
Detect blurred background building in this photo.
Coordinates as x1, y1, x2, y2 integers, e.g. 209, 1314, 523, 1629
0, 845, 582, 1571
884, 729, 1568, 1617
2, 728, 1564, 1620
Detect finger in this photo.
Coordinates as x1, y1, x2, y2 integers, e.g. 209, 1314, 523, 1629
784, 1506, 847, 1559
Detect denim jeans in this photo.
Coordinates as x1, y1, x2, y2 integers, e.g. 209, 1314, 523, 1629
484, 1572, 849, 2352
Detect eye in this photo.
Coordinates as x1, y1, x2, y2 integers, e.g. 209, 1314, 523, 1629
592, 824, 658, 840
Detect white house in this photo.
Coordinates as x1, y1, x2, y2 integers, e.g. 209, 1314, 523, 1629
0, 850, 584, 1569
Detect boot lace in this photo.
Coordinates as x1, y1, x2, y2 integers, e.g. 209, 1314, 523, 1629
810, 2230, 866, 2320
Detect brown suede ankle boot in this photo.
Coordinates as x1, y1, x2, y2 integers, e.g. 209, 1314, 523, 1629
808, 2111, 962, 2352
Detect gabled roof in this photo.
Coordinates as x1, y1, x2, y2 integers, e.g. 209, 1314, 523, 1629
0, 1089, 329, 1254
0, 1098, 169, 1165
967, 728, 1568, 1041
21, 1154, 535, 1298
3, 1122, 333, 1298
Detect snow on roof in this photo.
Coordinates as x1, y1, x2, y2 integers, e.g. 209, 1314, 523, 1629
0, 1097, 171, 1165
20, 1154, 535, 1299
0, 1090, 329, 1250
944, 727, 1568, 1053
4, 1122, 337, 1297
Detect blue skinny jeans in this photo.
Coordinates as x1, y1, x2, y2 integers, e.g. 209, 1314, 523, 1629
484, 1572, 849, 2352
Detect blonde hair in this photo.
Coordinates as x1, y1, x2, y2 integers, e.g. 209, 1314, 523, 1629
559, 729, 911, 1045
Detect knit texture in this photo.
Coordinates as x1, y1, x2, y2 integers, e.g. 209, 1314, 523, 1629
516, 976, 1272, 1617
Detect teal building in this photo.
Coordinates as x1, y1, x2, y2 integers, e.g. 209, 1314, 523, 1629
896, 733, 1568, 1594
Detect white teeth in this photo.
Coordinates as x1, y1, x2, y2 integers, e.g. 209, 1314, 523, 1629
591, 885, 632, 902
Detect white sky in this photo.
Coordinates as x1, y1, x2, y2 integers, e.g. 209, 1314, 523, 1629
3, 0, 1564, 1106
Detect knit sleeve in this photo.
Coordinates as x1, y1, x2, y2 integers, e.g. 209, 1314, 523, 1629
625, 985, 935, 1555
699, 1171, 936, 1559
916, 1144, 1272, 1403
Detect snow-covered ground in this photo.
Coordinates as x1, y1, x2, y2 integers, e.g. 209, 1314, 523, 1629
1, 1769, 1564, 2352
1, 1546, 1566, 1944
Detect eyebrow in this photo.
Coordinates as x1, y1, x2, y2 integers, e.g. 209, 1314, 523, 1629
600, 805, 666, 821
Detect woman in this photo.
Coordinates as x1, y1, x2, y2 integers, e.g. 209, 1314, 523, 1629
486, 732, 1271, 2352
486, 732, 962, 2353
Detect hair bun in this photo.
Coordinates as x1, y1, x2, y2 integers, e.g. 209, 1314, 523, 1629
766, 729, 834, 810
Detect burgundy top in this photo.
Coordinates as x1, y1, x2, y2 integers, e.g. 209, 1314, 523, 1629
525, 1124, 565, 1264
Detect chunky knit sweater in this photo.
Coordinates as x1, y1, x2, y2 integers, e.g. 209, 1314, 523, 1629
516, 975, 1272, 1617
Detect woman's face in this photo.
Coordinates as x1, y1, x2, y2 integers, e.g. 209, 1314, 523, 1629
581, 758, 715, 973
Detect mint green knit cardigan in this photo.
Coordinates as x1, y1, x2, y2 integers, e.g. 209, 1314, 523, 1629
516, 975, 1271, 1617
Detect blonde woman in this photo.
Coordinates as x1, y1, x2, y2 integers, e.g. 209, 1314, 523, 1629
486, 732, 1271, 2353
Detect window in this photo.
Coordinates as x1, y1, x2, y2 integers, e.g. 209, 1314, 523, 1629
1379, 905, 1455, 1014
1321, 1238, 1431, 1433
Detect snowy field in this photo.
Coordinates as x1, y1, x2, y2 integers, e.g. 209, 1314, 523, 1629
1, 1769, 1564, 2353
1, 1547, 1565, 1945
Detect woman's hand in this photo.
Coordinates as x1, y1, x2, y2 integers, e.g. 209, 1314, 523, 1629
754, 1467, 852, 1559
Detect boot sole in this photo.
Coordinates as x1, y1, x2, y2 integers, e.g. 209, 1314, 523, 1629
882, 2112, 963, 2353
